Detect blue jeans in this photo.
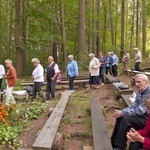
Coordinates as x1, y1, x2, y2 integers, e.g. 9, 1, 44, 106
99, 67, 105, 83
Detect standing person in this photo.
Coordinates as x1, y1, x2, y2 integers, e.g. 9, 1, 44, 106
87, 53, 100, 90
127, 94, 150, 150
67, 55, 78, 92
105, 52, 114, 75
46, 56, 59, 99
111, 74, 150, 150
134, 48, 142, 71
5, 59, 17, 105
0, 61, 5, 101
98, 51, 106, 85
122, 50, 130, 75
31, 58, 44, 102
147, 53, 150, 65
111, 51, 119, 77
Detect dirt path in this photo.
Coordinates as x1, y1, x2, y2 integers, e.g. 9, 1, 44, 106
19, 75, 136, 149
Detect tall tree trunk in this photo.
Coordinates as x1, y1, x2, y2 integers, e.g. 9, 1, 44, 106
102, 0, 107, 49
142, 0, 146, 56
0, 2, 2, 60
109, 0, 115, 46
96, 0, 100, 56
120, 0, 125, 57
92, 0, 95, 53
78, 0, 85, 59
6, 0, 11, 58
130, 0, 136, 51
136, 0, 139, 47
60, 1, 67, 70
15, 0, 22, 77
114, 0, 119, 45
22, 0, 29, 68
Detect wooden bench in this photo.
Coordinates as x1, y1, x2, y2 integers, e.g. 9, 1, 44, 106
105, 74, 120, 84
121, 94, 132, 107
21, 79, 89, 88
90, 98, 113, 150
32, 90, 71, 150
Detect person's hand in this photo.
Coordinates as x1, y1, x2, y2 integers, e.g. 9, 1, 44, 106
51, 77, 55, 81
114, 109, 122, 118
127, 128, 144, 143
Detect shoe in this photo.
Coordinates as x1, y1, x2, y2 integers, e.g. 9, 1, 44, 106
50, 97, 55, 100
45, 97, 50, 100
96, 85, 100, 89
70, 90, 75, 93
101, 83, 104, 85
113, 147, 123, 150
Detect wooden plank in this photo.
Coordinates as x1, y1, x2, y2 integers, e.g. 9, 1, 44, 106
83, 146, 94, 150
121, 94, 132, 107
21, 79, 89, 86
32, 90, 71, 150
90, 98, 113, 150
105, 75, 120, 83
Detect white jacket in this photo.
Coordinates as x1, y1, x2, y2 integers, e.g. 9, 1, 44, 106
89, 57, 101, 76
0, 65, 5, 79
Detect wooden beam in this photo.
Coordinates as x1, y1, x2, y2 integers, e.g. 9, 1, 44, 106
90, 98, 113, 150
32, 90, 71, 150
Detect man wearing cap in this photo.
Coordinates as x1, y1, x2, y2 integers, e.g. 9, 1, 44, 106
134, 48, 142, 71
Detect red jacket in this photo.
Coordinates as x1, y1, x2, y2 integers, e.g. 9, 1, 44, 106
138, 113, 150, 149
6, 66, 17, 87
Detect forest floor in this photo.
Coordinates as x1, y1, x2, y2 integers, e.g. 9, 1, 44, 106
18, 74, 139, 150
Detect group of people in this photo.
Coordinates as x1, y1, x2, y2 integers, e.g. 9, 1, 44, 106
111, 74, 150, 150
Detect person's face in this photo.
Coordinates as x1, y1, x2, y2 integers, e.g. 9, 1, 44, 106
134, 49, 138, 53
89, 56, 93, 60
99, 52, 103, 57
32, 62, 38, 67
124, 51, 127, 55
145, 101, 150, 113
48, 58, 53, 63
68, 57, 72, 61
5, 62, 11, 68
135, 77, 148, 91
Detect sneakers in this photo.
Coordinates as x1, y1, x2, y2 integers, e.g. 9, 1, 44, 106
101, 83, 104, 85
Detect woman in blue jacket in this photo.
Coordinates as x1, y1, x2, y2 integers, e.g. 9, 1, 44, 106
67, 55, 79, 92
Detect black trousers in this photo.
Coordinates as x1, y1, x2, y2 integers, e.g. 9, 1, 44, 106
69, 77, 75, 90
129, 142, 143, 150
135, 62, 140, 71
46, 80, 56, 98
112, 65, 118, 77
105, 67, 113, 75
32, 82, 43, 99
0, 78, 2, 90
111, 115, 147, 149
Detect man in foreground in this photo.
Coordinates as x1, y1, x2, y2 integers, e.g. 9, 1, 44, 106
111, 74, 150, 150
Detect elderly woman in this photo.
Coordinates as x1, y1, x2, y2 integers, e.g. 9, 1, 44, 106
88, 53, 101, 89
67, 55, 78, 92
0, 61, 5, 101
31, 58, 44, 102
5, 59, 17, 105
127, 94, 150, 150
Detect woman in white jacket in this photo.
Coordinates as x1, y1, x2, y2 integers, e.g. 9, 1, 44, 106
88, 53, 101, 89
0, 61, 5, 101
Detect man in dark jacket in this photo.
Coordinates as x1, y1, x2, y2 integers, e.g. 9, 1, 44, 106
111, 74, 150, 150
46, 56, 59, 100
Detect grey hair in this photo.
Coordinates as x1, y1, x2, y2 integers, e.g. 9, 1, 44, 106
134, 48, 139, 51
48, 56, 54, 60
134, 74, 149, 81
89, 53, 95, 57
68, 55, 74, 59
144, 94, 150, 104
5, 59, 12, 64
31, 58, 40, 63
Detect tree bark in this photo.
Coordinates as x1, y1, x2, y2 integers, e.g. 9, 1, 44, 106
109, 0, 115, 46
120, 0, 125, 57
22, 0, 29, 68
78, 0, 85, 59
15, 0, 22, 77
130, 0, 136, 51
96, 0, 100, 56
92, 0, 95, 53
136, 0, 139, 47
60, 1, 67, 70
142, 0, 146, 56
